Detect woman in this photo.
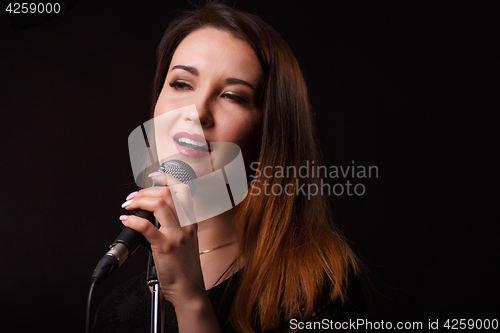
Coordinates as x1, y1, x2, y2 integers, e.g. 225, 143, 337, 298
93, 2, 365, 332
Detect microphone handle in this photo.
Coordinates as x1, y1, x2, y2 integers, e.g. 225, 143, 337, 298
91, 209, 155, 283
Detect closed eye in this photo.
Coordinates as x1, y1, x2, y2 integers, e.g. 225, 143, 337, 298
221, 93, 248, 105
169, 81, 193, 90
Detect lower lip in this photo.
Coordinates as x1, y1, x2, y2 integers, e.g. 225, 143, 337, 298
173, 139, 211, 157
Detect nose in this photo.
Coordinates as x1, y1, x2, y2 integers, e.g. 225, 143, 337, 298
185, 91, 214, 128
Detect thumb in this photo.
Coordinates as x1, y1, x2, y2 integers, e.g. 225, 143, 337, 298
170, 180, 196, 227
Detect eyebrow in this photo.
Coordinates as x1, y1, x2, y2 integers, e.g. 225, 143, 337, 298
172, 65, 199, 76
225, 77, 255, 90
171, 65, 255, 90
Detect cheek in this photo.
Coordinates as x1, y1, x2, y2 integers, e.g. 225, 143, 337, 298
154, 88, 185, 117
224, 114, 259, 142
230, 120, 261, 162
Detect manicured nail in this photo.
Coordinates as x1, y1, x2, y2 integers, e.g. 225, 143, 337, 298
126, 191, 138, 200
121, 200, 133, 208
119, 215, 128, 221
148, 171, 162, 177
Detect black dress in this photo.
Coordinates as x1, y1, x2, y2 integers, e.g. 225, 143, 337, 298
92, 269, 367, 332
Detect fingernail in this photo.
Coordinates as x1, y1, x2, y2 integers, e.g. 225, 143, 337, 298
121, 199, 133, 208
148, 171, 162, 177
119, 215, 128, 221
126, 191, 138, 200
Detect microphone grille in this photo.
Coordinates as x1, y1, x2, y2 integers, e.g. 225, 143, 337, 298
157, 160, 197, 196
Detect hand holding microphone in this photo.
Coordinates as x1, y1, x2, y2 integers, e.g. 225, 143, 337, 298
91, 160, 197, 283
118, 172, 206, 308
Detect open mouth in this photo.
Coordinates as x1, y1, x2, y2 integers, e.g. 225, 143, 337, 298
174, 136, 211, 152
173, 132, 212, 156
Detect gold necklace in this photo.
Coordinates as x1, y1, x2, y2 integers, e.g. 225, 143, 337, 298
199, 240, 238, 255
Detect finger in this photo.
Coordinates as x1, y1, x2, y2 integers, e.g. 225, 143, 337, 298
123, 188, 169, 210
170, 182, 196, 227
133, 186, 179, 218
148, 172, 184, 187
120, 214, 195, 257
125, 176, 194, 226
123, 192, 181, 229
120, 214, 165, 246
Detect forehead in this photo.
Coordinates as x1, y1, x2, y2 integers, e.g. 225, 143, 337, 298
170, 28, 262, 84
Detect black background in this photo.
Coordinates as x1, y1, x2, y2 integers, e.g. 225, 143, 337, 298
0, 0, 497, 331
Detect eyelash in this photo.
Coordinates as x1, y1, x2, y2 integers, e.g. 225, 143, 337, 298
169, 81, 192, 90
222, 93, 248, 105
169, 81, 249, 105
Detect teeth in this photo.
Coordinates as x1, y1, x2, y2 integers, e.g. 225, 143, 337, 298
177, 137, 208, 150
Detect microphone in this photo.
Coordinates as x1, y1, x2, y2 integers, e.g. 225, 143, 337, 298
91, 160, 197, 283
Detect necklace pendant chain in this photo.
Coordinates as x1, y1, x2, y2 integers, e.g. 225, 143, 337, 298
199, 240, 238, 255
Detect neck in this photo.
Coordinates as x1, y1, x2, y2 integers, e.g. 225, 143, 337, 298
196, 207, 238, 253
196, 207, 243, 290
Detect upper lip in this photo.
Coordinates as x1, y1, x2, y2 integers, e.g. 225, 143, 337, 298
173, 131, 211, 149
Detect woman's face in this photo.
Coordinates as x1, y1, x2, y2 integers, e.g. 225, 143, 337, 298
154, 28, 263, 167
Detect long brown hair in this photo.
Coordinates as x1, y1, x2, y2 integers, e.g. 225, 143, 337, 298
151, 2, 359, 332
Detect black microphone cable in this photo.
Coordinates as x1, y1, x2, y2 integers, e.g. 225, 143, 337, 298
86, 278, 97, 333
